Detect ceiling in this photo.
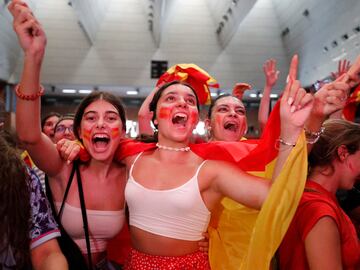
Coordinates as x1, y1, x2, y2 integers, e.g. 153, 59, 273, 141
1, 0, 360, 103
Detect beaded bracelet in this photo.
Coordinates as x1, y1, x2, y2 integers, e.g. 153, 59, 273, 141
275, 138, 296, 150
15, 84, 44, 101
305, 127, 325, 144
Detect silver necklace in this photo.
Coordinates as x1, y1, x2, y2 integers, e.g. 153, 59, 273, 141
156, 143, 190, 152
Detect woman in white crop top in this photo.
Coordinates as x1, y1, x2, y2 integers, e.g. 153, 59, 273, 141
118, 73, 313, 268
59, 66, 314, 268
11, 4, 127, 268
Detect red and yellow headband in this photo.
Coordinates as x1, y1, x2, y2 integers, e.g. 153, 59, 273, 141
156, 63, 219, 105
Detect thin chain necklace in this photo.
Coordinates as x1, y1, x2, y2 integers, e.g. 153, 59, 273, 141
156, 143, 190, 152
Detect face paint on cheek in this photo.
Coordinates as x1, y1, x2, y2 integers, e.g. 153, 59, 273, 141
111, 127, 120, 139
82, 129, 92, 143
158, 107, 171, 119
190, 111, 198, 125
215, 115, 222, 128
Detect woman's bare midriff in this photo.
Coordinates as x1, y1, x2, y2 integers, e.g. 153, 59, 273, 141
130, 226, 201, 256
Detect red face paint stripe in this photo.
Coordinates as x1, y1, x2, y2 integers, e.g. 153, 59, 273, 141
190, 111, 198, 124
159, 107, 171, 119
111, 128, 120, 138
82, 129, 91, 141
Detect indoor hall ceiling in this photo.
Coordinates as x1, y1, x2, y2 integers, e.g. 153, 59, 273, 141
272, 0, 360, 86
0, 0, 359, 101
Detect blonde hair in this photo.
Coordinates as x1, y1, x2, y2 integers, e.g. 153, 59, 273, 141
308, 119, 360, 175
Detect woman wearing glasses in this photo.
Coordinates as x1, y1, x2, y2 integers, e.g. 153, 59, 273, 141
53, 114, 75, 143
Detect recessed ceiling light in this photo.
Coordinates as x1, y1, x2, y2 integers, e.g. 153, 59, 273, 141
126, 90, 138, 95
62, 89, 76, 94
79, 89, 92, 94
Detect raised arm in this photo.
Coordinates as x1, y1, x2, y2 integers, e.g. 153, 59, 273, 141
138, 87, 158, 135
272, 55, 313, 179
9, 0, 64, 176
305, 74, 349, 151
347, 54, 360, 87
331, 59, 351, 81
232, 83, 251, 100
258, 59, 279, 133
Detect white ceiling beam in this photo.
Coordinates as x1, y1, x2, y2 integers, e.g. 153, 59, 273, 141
209, 0, 257, 48
69, 0, 111, 45
143, 0, 168, 47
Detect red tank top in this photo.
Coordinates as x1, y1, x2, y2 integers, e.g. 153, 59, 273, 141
279, 181, 360, 270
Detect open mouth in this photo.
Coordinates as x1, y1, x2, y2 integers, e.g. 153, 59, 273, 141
92, 134, 110, 149
223, 121, 239, 132
172, 113, 188, 127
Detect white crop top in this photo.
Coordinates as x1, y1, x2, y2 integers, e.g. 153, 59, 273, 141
55, 202, 125, 253
125, 153, 211, 241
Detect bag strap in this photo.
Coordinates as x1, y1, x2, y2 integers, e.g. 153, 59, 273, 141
45, 174, 57, 221
44, 164, 76, 222
58, 164, 77, 219
75, 160, 93, 270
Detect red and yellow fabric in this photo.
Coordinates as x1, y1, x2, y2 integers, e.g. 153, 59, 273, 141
21, 150, 35, 168
156, 64, 219, 105
343, 84, 360, 121
78, 101, 307, 269
206, 101, 308, 270
208, 133, 307, 270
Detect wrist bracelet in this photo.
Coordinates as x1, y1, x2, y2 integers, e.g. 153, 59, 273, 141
275, 138, 296, 150
15, 84, 44, 101
305, 127, 325, 144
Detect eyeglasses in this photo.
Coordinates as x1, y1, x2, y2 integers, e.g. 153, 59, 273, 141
55, 125, 74, 134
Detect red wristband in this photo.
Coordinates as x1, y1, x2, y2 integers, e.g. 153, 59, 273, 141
15, 84, 44, 101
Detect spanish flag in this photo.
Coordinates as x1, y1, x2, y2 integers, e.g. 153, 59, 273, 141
156, 64, 219, 105
78, 102, 307, 270
113, 101, 307, 270
21, 150, 35, 168
343, 84, 360, 122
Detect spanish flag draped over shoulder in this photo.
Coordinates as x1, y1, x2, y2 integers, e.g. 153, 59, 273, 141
113, 101, 308, 269
205, 101, 307, 270
156, 64, 219, 105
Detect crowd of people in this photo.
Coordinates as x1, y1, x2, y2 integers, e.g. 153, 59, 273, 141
1, 0, 360, 269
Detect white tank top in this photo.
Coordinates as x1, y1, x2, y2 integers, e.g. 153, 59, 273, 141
55, 203, 125, 253
125, 153, 211, 241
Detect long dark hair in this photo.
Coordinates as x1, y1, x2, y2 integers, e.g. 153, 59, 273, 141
73, 91, 127, 141
0, 134, 31, 269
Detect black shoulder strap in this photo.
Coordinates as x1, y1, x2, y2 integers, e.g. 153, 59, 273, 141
58, 164, 77, 219
45, 164, 76, 221
75, 161, 93, 269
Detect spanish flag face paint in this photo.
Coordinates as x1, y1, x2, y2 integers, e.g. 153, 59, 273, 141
79, 99, 123, 162
210, 96, 247, 142
155, 84, 199, 143
111, 127, 120, 139
158, 107, 171, 120
81, 128, 92, 144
